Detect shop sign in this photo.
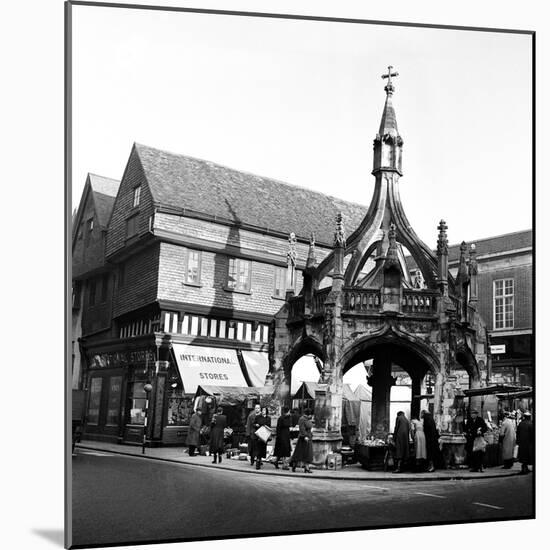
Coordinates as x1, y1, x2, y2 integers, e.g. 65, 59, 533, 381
172, 344, 248, 393
490, 344, 506, 355
89, 349, 156, 369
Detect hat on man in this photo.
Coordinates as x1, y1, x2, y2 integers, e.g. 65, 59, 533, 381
523, 411, 532, 417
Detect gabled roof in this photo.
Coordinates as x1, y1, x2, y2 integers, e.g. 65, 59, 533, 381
88, 174, 120, 228
447, 230, 532, 262
405, 229, 532, 270
134, 143, 367, 246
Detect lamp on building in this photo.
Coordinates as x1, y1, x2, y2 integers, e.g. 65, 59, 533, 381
142, 382, 154, 455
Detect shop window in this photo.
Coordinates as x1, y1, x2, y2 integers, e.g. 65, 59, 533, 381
494, 278, 514, 330
133, 185, 141, 208
185, 250, 202, 284
167, 391, 194, 426
105, 376, 123, 426
273, 266, 287, 298
227, 258, 251, 292
87, 378, 103, 425
129, 382, 148, 425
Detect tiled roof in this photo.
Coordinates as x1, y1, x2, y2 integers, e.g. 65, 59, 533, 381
405, 230, 532, 269
89, 174, 120, 228
447, 230, 532, 263
134, 143, 367, 245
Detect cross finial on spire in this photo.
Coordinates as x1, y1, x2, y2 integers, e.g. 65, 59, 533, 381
382, 65, 399, 94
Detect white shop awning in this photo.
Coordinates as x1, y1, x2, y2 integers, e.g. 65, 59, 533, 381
172, 344, 248, 394
241, 350, 270, 387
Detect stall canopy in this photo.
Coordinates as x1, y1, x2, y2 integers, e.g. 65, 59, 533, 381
195, 385, 273, 407
463, 384, 529, 397
240, 351, 269, 387
342, 384, 361, 426
292, 382, 328, 400
172, 344, 248, 394
354, 384, 372, 401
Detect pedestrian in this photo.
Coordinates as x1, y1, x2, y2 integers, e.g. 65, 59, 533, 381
209, 407, 227, 464
465, 409, 488, 472
273, 406, 292, 470
499, 411, 516, 469
422, 410, 439, 473
252, 406, 272, 470
291, 408, 314, 473
392, 411, 410, 473
186, 409, 202, 457
410, 415, 427, 471
246, 404, 261, 466
516, 411, 534, 474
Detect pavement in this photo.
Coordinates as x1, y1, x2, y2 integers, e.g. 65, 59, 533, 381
75, 440, 525, 481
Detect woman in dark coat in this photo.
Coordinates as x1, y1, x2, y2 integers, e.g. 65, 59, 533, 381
516, 411, 534, 474
209, 407, 227, 464
422, 410, 439, 472
273, 406, 292, 469
252, 407, 271, 470
291, 409, 314, 473
393, 411, 410, 473
464, 409, 488, 472
185, 409, 202, 456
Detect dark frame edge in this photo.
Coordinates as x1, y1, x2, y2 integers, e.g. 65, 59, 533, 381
65, 1, 73, 548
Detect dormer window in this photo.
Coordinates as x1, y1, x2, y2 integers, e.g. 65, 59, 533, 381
87, 218, 94, 232
133, 186, 141, 208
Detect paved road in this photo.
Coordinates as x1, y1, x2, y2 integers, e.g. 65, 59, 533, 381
71, 449, 534, 547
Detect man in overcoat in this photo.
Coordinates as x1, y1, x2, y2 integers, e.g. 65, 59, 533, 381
185, 409, 202, 456
393, 411, 410, 473
499, 412, 516, 469
516, 411, 533, 474
465, 409, 488, 472
209, 406, 227, 464
245, 404, 261, 465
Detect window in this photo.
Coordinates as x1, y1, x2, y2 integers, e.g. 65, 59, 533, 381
129, 382, 147, 425
100, 274, 109, 302
72, 280, 82, 309
227, 258, 251, 292
87, 217, 94, 232
105, 376, 123, 426
87, 377, 103, 425
494, 278, 514, 330
126, 215, 139, 238
88, 279, 96, 306
273, 266, 287, 298
118, 264, 125, 288
133, 185, 141, 208
185, 250, 201, 284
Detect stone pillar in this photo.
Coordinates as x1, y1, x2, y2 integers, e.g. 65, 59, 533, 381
410, 376, 422, 419
367, 354, 396, 437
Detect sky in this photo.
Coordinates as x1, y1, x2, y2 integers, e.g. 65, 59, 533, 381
71, 5, 532, 248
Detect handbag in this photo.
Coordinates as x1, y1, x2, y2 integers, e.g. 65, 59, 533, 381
472, 435, 487, 453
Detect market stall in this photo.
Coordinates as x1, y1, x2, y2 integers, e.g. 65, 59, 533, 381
194, 385, 276, 448
341, 384, 361, 447
462, 384, 530, 467
353, 384, 372, 441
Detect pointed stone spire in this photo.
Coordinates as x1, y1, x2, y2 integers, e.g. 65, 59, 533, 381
334, 213, 346, 248
333, 213, 346, 290
373, 66, 404, 175
286, 232, 297, 295
306, 232, 317, 272
468, 243, 478, 307
379, 66, 400, 137
456, 241, 470, 287
436, 220, 449, 296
